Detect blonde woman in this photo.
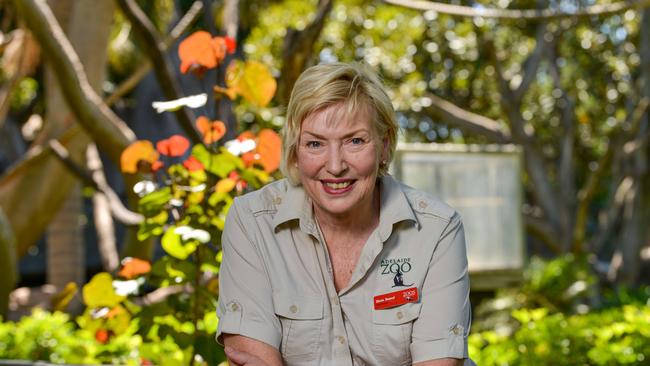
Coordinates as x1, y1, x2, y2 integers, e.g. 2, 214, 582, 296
217, 63, 472, 366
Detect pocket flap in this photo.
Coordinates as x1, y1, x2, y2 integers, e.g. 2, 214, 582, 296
373, 302, 422, 325
273, 292, 324, 320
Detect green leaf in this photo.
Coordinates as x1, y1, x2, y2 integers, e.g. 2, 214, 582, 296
137, 210, 168, 240
82, 272, 125, 308
161, 227, 198, 260
139, 187, 172, 216
191, 145, 243, 178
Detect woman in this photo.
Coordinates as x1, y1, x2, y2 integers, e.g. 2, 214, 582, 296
217, 62, 472, 366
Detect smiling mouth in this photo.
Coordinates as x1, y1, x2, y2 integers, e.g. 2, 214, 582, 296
325, 181, 351, 189
321, 180, 355, 193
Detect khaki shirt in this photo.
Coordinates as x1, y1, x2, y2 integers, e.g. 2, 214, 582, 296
217, 176, 471, 366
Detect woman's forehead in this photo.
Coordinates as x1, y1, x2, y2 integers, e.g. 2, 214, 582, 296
301, 102, 374, 132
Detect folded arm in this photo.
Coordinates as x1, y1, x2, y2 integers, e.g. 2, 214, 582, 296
223, 334, 283, 366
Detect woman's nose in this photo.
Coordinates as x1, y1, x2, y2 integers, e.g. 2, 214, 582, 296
326, 147, 348, 175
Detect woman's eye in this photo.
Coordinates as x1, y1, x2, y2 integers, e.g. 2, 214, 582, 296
306, 141, 322, 149
351, 137, 364, 145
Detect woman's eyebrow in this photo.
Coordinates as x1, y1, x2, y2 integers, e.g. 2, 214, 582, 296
300, 129, 370, 139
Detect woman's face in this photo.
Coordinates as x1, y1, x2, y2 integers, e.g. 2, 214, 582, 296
296, 103, 385, 221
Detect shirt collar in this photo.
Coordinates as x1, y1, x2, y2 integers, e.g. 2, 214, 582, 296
272, 181, 318, 235
271, 176, 418, 240
377, 175, 419, 242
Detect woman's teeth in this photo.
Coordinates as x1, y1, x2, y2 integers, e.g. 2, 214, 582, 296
325, 181, 351, 189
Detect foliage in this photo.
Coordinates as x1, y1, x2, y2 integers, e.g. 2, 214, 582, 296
469, 255, 650, 365
1, 27, 279, 365
0, 309, 140, 365
469, 303, 650, 365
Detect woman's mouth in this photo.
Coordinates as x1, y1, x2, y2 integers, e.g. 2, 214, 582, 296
322, 180, 355, 194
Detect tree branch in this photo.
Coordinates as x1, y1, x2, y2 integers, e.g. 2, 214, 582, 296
422, 92, 512, 143
524, 212, 561, 254
548, 39, 577, 251
277, 0, 333, 104
12, 0, 135, 165
48, 139, 143, 226
384, 0, 650, 20
105, 0, 203, 107
115, 0, 203, 144
512, 23, 548, 102
485, 36, 561, 231
575, 98, 650, 248
87, 143, 120, 272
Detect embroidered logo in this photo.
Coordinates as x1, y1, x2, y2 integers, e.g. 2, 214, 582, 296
380, 257, 414, 287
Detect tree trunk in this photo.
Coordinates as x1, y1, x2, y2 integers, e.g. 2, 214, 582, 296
43, 0, 115, 289
614, 8, 650, 284
0, 208, 18, 319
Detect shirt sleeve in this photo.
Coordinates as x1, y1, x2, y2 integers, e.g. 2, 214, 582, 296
216, 198, 282, 349
410, 212, 471, 363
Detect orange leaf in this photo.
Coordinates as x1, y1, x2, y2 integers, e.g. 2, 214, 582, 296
179, 31, 217, 74
240, 151, 257, 167
226, 60, 277, 108
120, 141, 159, 174
256, 129, 281, 173
238, 131, 255, 141
211, 37, 227, 64
156, 134, 190, 157
151, 160, 164, 172
196, 116, 226, 144
118, 257, 151, 279
215, 178, 236, 194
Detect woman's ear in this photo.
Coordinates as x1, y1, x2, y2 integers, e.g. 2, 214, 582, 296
381, 137, 390, 163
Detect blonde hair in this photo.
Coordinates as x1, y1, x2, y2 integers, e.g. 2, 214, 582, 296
281, 62, 398, 185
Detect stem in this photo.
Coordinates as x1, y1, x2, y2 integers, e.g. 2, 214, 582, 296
191, 246, 202, 365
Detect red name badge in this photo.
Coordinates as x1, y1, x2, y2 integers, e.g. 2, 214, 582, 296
373, 287, 419, 310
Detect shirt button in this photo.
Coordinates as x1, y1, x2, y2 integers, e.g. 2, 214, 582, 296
273, 196, 282, 204
396, 311, 404, 320
452, 325, 463, 335
331, 297, 340, 306
289, 305, 298, 314
230, 303, 239, 312
418, 201, 428, 209
337, 336, 346, 345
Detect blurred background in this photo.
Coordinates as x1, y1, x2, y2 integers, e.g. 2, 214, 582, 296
0, 0, 649, 365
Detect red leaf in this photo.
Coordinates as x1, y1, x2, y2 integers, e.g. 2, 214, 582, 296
183, 156, 205, 171
224, 36, 237, 54
156, 134, 190, 157
95, 329, 111, 344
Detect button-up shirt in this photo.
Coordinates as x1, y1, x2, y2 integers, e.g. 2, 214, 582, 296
217, 176, 472, 365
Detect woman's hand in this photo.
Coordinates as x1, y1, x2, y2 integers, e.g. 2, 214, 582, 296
225, 346, 273, 366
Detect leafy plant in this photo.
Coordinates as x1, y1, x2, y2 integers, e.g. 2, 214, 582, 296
469, 255, 650, 365
6, 29, 282, 366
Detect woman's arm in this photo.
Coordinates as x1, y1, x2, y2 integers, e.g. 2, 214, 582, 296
410, 212, 472, 364
223, 334, 283, 366
414, 358, 463, 366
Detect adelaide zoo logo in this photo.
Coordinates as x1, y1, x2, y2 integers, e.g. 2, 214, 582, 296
380, 257, 414, 287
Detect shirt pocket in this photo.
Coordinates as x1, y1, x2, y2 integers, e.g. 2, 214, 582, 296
372, 302, 422, 366
272, 291, 324, 361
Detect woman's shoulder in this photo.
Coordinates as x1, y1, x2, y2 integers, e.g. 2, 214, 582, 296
389, 177, 458, 223
231, 178, 292, 214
